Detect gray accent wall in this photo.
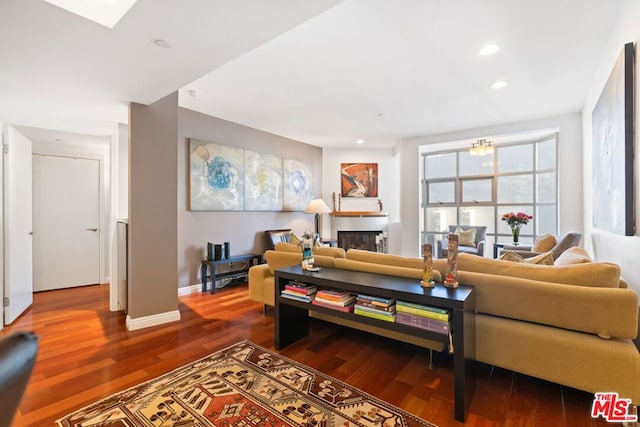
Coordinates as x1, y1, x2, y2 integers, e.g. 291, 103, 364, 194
128, 93, 179, 318
177, 107, 322, 288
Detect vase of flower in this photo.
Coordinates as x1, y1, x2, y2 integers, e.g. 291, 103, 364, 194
511, 224, 521, 245
501, 211, 533, 246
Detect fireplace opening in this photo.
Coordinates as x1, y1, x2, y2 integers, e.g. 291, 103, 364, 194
338, 230, 383, 252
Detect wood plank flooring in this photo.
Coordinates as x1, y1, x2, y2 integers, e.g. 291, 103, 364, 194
2, 283, 615, 426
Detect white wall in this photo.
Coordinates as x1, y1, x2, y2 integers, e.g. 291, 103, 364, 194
582, 0, 640, 295
322, 147, 399, 248
397, 113, 584, 257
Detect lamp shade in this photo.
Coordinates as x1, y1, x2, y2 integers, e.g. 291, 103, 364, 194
304, 198, 331, 214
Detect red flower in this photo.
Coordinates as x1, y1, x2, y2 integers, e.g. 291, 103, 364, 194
501, 211, 533, 227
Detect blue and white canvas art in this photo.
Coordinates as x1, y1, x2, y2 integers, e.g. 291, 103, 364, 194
244, 150, 283, 211
189, 139, 244, 211
283, 159, 312, 211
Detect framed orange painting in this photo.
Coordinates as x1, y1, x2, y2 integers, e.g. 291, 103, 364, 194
341, 163, 378, 197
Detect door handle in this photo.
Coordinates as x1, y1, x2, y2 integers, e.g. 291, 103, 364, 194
86, 228, 98, 232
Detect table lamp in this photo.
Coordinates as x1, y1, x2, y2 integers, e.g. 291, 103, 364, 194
304, 198, 331, 236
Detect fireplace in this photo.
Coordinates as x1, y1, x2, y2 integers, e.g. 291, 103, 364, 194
338, 230, 384, 252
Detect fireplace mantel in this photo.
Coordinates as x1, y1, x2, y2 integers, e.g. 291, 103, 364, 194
330, 211, 388, 217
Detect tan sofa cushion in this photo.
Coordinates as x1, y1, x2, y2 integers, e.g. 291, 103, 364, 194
334, 258, 442, 282
532, 233, 557, 252
274, 242, 346, 258
264, 250, 336, 274
452, 253, 621, 288
457, 270, 638, 338
476, 315, 640, 404
346, 249, 423, 269
499, 251, 554, 265
554, 246, 592, 266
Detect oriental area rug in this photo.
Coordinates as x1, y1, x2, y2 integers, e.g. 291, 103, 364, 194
57, 340, 436, 427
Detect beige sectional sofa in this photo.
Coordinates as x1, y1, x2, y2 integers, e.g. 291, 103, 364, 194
248, 244, 640, 404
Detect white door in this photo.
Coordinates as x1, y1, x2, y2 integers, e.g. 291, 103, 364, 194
3, 126, 33, 325
32, 155, 100, 291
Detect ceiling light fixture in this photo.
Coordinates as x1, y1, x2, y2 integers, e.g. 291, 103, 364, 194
469, 139, 494, 156
478, 44, 499, 56
491, 80, 508, 89
356, 139, 365, 144
153, 39, 172, 49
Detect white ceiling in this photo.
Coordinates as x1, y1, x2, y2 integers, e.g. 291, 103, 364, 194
1, 0, 624, 148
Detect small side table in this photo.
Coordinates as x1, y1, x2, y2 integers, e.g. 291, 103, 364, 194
200, 254, 262, 294
493, 242, 508, 258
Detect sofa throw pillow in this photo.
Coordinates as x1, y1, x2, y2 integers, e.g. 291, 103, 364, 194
531, 234, 556, 252
554, 246, 592, 266
499, 251, 525, 263
289, 233, 301, 246
288, 233, 321, 249
454, 227, 476, 247
524, 251, 554, 265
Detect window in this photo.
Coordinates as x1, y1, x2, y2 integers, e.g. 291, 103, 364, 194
420, 135, 558, 256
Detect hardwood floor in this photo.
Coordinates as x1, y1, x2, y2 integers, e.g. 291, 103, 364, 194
2, 283, 615, 426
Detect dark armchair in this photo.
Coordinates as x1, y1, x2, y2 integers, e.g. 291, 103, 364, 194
0, 332, 38, 427
264, 229, 293, 251
500, 232, 582, 260
436, 225, 487, 258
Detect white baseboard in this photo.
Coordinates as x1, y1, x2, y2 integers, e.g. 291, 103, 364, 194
178, 284, 201, 296
126, 310, 181, 331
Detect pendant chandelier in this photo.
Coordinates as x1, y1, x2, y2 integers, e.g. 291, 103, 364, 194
469, 139, 494, 156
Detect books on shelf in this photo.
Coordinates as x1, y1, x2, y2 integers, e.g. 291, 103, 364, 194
280, 289, 315, 303
313, 289, 356, 312
312, 299, 355, 312
281, 281, 317, 302
285, 280, 317, 294
396, 301, 451, 321
355, 299, 396, 312
353, 293, 396, 322
284, 284, 317, 295
316, 289, 355, 303
395, 312, 450, 335
356, 294, 395, 306
354, 306, 396, 322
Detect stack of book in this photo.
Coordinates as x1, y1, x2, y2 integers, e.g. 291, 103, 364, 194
280, 281, 317, 303
354, 294, 396, 322
395, 301, 451, 335
312, 289, 356, 312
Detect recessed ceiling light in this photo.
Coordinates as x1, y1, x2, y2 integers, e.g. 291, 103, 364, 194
188, 89, 200, 98
478, 44, 500, 56
356, 139, 365, 145
43, 0, 138, 28
491, 80, 508, 89
154, 39, 172, 49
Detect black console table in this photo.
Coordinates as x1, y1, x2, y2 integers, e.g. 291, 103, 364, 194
200, 254, 261, 294
274, 265, 475, 422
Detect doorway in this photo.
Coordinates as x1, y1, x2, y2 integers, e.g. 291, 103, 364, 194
32, 154, 100, 291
